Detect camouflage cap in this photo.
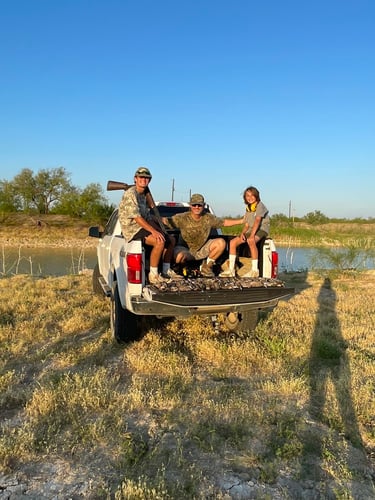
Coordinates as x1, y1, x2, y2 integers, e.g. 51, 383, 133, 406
190, 193, 204, 205
134, 166, 152, 178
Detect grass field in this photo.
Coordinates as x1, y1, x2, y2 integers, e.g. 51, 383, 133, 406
1, 270, 374, 498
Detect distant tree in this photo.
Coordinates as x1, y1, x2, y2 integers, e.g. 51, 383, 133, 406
3, 167, 114, 220
54, 182, 114, 221
53, 186, 82, 217
303, 210, 329, 224
0, 180, 20, 212
12, 168, 36, 211
33, 167, 72, 213
79, 183, 109, 218
271, 213, 289, 223
12, 167, 72, 214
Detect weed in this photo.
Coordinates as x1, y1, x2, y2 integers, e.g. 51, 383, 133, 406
261, 335, 287, 358
259, 460, 279, 483
116, 432, 149, 468
115, 474, 169, 500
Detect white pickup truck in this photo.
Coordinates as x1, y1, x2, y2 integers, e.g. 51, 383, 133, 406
89, 182, 294, 343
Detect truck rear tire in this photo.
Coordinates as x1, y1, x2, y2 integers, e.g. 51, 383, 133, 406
225, 310, 258, 333
111, 281, 140, 343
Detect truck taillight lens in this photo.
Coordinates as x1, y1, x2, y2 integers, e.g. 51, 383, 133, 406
271, 251, 278, 278
127, 253, 142, 284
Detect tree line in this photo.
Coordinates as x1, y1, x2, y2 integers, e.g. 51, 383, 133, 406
1, 167, 373, 224
0, 167, 115, 222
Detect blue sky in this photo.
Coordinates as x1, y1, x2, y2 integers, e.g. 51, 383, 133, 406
1, 0, 374, 218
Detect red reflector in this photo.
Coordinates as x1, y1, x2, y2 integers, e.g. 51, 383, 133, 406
165, 202, 177, 206
271, 251, 278, 278
127, 253, 142, 284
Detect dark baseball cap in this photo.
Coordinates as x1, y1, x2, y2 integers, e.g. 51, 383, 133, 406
134, 166, 152, 178
190, 193, 204, 205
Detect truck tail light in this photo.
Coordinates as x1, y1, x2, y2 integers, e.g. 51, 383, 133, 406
271, 251, 278, 278
127, 253, 142, 284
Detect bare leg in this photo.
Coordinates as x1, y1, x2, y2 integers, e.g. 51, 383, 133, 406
208, 238, 226, 260
144, 235, 165, 268
229, 236, 242, 255
247, 234, 260, 260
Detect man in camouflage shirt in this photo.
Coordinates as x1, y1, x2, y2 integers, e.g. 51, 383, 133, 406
163, 193, 243, 277
118, 166, 181, 284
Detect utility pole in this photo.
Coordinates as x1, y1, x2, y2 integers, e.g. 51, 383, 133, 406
288, 200, 292, 219
171, 179, 175, 201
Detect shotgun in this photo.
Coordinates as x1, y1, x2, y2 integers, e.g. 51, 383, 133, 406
107, 180, 133, 191
106, 180, 167, 232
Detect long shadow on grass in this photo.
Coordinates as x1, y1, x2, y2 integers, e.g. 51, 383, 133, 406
308, 277, 363, 447
301, 277, 372, 495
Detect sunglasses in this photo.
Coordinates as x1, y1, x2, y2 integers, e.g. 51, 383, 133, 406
191, 203, 203, 208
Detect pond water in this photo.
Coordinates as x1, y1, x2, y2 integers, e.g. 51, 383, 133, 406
0, 246, 373, 277
0, 247, 98, 277
278, 247, 374, 272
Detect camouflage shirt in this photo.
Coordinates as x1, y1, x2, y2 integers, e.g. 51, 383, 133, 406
118, 186, 151, 240
167, 212, 225, 256
244, 201, 270, 236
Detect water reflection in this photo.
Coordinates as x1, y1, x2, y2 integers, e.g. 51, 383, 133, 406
278, 247, 374, 272
0, 247, 97, 276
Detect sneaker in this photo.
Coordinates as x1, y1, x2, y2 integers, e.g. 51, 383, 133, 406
162, 268, 184, 280
200, 262, 215, 277
219, 269, 236, 278
242, 269, 259, 278
148, 272, 167, 284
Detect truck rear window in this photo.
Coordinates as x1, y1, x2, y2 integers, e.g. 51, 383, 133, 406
151, 206, 190, 217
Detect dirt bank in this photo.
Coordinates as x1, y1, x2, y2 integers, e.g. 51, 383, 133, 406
0, 214, 97, 248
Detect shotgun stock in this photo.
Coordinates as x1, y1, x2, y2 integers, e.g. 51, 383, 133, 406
106, 180, 133, 191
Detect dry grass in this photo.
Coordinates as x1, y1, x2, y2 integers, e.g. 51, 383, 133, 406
225, 219, 375, 249
0, 271, 374, 497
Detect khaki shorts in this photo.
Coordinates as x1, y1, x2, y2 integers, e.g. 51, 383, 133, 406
174, 239, 216, 261
245, 229, 268, 240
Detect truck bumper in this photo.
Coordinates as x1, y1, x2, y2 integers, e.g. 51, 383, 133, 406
130, 286, 295, 317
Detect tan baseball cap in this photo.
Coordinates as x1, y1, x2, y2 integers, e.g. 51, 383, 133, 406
190, 193, 204, 205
